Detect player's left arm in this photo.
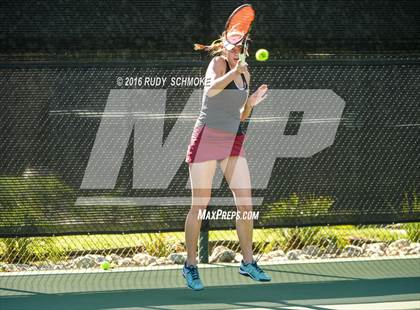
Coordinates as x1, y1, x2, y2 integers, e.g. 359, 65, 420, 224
240, 70, 268, 121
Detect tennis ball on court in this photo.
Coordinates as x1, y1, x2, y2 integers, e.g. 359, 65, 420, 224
255, 49, 269, 61
101, 260, 110, 270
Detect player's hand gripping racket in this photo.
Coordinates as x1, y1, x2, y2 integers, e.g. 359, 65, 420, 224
224, 4, 255, 65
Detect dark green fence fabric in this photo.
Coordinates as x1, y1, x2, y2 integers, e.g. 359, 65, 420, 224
0, 58, 419, 236
1, 1, 419, 55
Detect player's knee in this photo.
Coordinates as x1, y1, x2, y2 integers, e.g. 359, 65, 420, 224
231, 187, 251, 197
191, 202, 209, 212
236, 203, 252, 213
191, 191, 212, 210
231, 189, 252, 209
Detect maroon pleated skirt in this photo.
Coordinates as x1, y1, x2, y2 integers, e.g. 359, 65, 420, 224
185, 125, 246, 163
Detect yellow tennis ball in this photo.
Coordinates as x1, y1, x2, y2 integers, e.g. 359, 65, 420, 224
255, 49, 269, 61
101, 260, 110, 270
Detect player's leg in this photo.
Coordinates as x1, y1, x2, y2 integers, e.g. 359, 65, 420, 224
220, 156, 271, 282
185, 160, 217, 265
183, 160, 217, 290
220, 156, 253, 262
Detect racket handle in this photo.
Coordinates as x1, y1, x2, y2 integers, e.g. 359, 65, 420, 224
239, 53, 246, 65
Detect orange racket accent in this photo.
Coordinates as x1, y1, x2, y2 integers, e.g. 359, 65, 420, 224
225, 4, 255, 44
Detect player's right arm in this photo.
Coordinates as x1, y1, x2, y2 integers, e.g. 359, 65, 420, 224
204, 56, 247, 97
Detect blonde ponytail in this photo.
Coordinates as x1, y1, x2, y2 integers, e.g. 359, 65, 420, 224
193, 32, 226, 56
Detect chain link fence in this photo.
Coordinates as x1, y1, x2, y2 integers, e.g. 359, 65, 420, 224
1, 222, 420, 272
1, 57, 419, 273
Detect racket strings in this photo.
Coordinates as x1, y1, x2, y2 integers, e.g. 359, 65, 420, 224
225, 4, 255, 62
226, 6, 255, 36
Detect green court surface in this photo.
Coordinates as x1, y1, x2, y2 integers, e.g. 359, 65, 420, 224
1, 257, 419, 310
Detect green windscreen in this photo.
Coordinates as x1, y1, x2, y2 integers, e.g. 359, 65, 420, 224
0, 59, 418, 236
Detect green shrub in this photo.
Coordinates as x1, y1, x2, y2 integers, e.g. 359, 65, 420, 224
0, 240, 7, 261
280, 226, 322, 251
405, 223, 420, 242
0, 177, 77, 229
1, 237, 66, 264
266, 193, 334, 220
137, 233, 176, 257
317, 234, 348, 251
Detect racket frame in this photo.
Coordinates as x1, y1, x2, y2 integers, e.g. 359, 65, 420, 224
224, 4, 255, 65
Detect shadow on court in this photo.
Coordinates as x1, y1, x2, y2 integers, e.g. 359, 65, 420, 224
1, 277, 419, 310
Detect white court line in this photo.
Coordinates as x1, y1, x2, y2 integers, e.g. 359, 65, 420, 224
218, 254, 420, 267
251, 300, 420, 310
1, 254, 419, 277
108, 300, 420, 310
0, 261, 224, 277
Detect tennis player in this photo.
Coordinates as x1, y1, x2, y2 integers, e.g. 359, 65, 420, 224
182, 31, 271, 290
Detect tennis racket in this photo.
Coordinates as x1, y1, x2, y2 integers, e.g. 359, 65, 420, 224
224, 4, 255, 65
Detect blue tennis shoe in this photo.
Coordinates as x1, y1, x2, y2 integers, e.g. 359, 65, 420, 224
239, 260, 271, 282
182, 263, 204, 290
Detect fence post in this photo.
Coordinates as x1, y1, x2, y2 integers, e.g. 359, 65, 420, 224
199, 219, 209, 263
